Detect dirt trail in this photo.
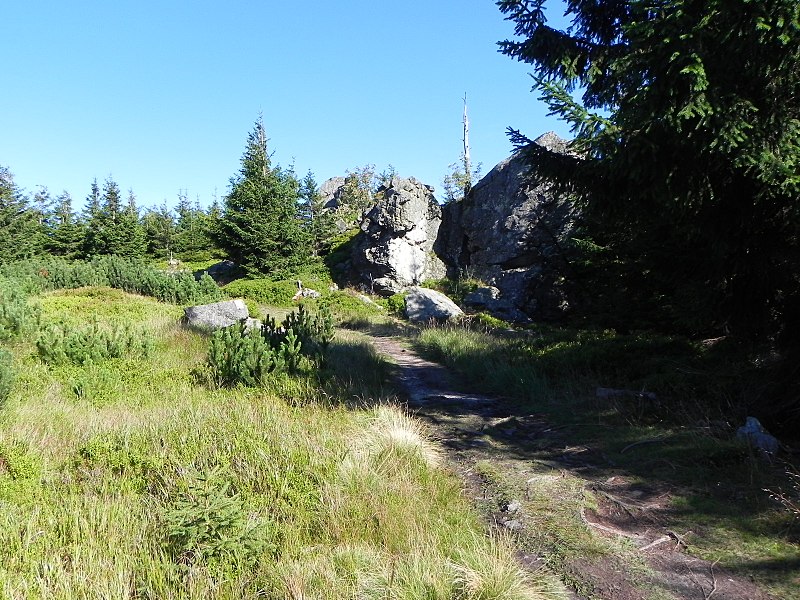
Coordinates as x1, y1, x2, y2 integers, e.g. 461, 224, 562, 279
366, 332, 775, 600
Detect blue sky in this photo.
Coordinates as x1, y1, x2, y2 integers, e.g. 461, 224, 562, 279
1, 1, 571, 210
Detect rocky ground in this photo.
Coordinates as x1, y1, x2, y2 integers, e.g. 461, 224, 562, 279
364, 332, 775, 600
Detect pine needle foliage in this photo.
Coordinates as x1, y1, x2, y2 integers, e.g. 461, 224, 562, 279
0, 349, 13, 405
497, 0, 800, 343
205, 307, 334, 387
36, 321, 154, 366
0, 256, 223, 306
217, 117, 311, 278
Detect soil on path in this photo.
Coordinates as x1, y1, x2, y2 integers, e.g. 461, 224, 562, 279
365, 332, 776, 600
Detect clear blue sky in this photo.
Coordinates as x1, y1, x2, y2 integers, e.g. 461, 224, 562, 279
1, 1, 571, 210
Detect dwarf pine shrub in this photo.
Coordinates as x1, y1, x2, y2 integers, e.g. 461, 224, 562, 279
206, 307, 334, 387
282, 305, 334, 358
0, 279, 41, 340
36, 321, 154, 366
207, 323, 289, 387
0, 256, 224, 306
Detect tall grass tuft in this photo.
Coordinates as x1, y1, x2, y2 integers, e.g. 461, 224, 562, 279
452, 534, 568, 600
0, 349, 13, 405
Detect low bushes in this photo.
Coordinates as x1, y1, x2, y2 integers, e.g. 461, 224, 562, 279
0, 255, 224, 306
0, 279, 41, 340
36, 321, 154, 366
205, 306, 334, 388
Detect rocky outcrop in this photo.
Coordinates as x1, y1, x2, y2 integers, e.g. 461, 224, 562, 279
404, 287, 463, 322
351, 177, 446, 295
319, 177, 347, 210
438, 132, 578, 320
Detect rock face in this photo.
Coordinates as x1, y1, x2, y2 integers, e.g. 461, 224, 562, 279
318, 177, 347, 210
404, 287, 463, 322
351, 176, 446, 295
184, 299, 250, 331
438, 132, 578, 320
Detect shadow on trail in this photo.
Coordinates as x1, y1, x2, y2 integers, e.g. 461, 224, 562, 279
356, 330, 800, 600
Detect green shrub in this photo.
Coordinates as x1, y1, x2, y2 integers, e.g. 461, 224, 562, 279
383, 293, 406, 315
242, 298, 262, 320
162, 467, 275, 569
322, 229, 360, 272
36, 321, 154, 366
0, 256, 224, 306
0, 350, 12, 405
224, 276, 334, 308
472, 312, 508, 330
420, 277, 482, 305
283, 305, 335, 358
0, 440, 40, 481
223, 278, 298, 307
0, 279, 41, 340
205, 307, 335, 388
206, 323, 293, 387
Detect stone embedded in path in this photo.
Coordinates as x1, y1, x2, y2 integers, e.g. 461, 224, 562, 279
404, 286, 463, 322
184, 299, 250, 331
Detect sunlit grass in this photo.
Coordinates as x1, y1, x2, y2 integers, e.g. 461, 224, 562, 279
0, 287, 564, 598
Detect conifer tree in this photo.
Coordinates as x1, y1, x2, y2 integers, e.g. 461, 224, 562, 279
46, 191, 85, 258
84, 177, 145, 257
0, 166, 44, 263
498, 0, 800, 342
217, 117, 311, 277
299, 170, 336, 255
142, 203, 177, 259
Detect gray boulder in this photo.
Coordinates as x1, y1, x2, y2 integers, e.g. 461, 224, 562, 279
464, 286, 530, 323
352, 176, 446, 296
319, 176, 347, 210
404, 287, 463, 322
736, 416, 780, 455
204, 260, 240, 285
438, 132, 578, 320
184, 299, 250, 331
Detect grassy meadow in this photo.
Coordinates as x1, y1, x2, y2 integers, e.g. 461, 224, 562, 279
0, 286, 565, 599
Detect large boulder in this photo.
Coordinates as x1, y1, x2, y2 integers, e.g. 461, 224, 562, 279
184, 299, 250, 331
438, 132, 578, 320
404, 287, 463, 322
463, 285, 530, 323
351, 176, 446, 295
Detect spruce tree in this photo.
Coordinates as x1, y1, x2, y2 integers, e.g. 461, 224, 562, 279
498, 0, 800, 342
82, 179, 103, 256
142, 203, 177, 259
217, 117, 311, 277
46, 191, 85, 258
0, 166, 44, 263
114, 189, 147, 257
84, 178, 145, 257
299, 170, 336, 256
